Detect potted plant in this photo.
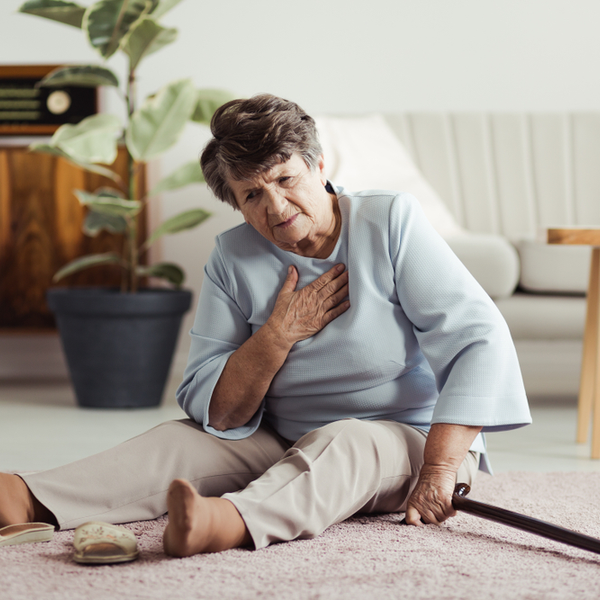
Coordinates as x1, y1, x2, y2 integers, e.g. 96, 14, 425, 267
18, 0, 232, 408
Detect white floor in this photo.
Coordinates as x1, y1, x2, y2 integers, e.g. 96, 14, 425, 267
0, 376, 187, 472
1, 377, 600, 474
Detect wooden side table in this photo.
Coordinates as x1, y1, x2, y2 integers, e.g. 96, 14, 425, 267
547, 228, 600, 458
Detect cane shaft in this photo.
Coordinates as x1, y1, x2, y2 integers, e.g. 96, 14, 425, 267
453, 484, 600, 555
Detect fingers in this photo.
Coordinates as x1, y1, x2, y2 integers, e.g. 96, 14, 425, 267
280, 265, 299, 293
404, 505, 423, 527
309, 263, 347, 293
407, 501, 455, 526
326, 279, 349, 308
322, 297, 351, 325
307, 267, 350, 325
312, 265, 349, 303
283, 263, 346, 298
288, 263, 349, 312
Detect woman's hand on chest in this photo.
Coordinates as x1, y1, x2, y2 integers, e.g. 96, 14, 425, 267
264, 264, 350, 351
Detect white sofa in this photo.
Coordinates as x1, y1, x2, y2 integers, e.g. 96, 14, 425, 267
317, 113, 599, 398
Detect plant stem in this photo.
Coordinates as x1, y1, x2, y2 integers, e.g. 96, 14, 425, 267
120, 235, 128, 293
126, 62, 139, 293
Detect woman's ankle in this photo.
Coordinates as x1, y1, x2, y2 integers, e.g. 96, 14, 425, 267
0, 473, 34, 526
0, 473, 56, 527
31, 494, 57, 527
218, 499, 252, 549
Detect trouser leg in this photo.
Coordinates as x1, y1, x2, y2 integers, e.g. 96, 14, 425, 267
223, 418, 478, 549
20, 419, 289, 530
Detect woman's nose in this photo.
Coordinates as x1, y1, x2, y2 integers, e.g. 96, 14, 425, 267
264, 188, 287, 214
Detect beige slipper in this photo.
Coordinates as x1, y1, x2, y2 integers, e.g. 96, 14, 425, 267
73, 521, 139, 564
0, 522, 54, 547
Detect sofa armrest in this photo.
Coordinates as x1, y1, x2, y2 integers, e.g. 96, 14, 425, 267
445, 233, 520, 300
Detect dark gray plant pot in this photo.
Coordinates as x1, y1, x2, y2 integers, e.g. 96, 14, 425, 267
46, 288, 192, 408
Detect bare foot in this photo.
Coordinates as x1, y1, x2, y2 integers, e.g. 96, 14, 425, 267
163, 479, 251, 557
0, 473, 34, 527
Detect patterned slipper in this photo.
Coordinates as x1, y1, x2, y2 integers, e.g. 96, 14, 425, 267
73, 521, 139, 564
0, 522, 54, 547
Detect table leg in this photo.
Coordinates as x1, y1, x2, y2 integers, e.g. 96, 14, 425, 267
591, 248, 600, 458
577, 247, 600, 454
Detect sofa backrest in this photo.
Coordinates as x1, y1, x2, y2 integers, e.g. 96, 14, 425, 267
383, 113, 600, 240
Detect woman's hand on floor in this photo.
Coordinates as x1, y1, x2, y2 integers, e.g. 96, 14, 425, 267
404, 465, 457, 525
405, 423, 482, 525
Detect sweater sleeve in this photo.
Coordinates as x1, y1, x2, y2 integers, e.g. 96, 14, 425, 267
391, 193, 532, 432
175, 241, 265, 439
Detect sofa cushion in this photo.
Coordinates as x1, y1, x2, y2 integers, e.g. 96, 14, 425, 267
495, 292, 586, 340
314, 114, 464, 238
515, 240, 591, 294
445, 233, 520, 299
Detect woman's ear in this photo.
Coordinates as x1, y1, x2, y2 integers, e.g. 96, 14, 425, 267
318, 154, 327, 185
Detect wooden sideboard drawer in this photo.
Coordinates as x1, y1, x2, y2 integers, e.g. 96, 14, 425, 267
0, 146, 146, 330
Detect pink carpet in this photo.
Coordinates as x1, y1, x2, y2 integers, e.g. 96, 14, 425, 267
3, 472, 600, 600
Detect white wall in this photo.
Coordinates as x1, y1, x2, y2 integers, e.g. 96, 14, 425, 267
1, 0, 599, 380
4, 0, 600, 112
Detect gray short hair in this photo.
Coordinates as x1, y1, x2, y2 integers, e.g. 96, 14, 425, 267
200, 94, 322, 209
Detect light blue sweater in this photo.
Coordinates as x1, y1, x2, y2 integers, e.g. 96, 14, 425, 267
177, 187, 532, 471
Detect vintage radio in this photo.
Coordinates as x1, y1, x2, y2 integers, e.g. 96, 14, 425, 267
0, 65, 97, 135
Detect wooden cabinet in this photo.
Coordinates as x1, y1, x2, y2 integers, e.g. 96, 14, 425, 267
0, 145, 146, 330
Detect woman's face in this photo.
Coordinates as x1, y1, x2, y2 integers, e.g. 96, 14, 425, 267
228, 153, 338, 258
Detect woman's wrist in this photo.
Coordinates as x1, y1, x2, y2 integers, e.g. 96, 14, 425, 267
423, 423, 482, 472
418, 463, 458, 479
262, 317, 297, 354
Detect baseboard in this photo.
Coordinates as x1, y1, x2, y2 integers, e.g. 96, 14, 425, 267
0, 335, 582, 401
0, 334, 68, 379
0, 333, 189, 383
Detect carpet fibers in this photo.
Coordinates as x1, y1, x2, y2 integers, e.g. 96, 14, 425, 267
2, 472, 600, 600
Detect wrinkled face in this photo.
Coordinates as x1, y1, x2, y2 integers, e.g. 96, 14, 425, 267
228, 153, 336, 257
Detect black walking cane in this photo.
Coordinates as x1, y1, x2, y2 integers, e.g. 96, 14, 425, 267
451, 483, 600, 555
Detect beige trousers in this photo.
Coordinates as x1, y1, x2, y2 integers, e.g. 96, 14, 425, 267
21, 418, 478, 550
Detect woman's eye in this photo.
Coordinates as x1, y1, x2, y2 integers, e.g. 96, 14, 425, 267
246, 191, 258, 201
278, 176, 293, 186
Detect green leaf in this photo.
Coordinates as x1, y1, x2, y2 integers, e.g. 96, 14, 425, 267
149, 160, 205, 195
145, 208, 211, 248
93, 186, 125, 198
151, 0, 184, 20
53, 252, 122, 281
29, 143, 121, 181
38, 65, 119, 88
126, 78, 196, 161
136, 262, 184, 286
18, 0, 86, 28
120, 16, 177, 71
51, 114, 122, 164
83, 210, 128, 236
190, 88, 235, 124
75, 190, 142, 217
83, 0, 158, 59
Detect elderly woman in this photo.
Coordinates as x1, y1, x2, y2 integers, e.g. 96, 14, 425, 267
0, 94, 531, 557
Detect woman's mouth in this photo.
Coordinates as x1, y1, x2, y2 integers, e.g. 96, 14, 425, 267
275, 214, 298, 230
